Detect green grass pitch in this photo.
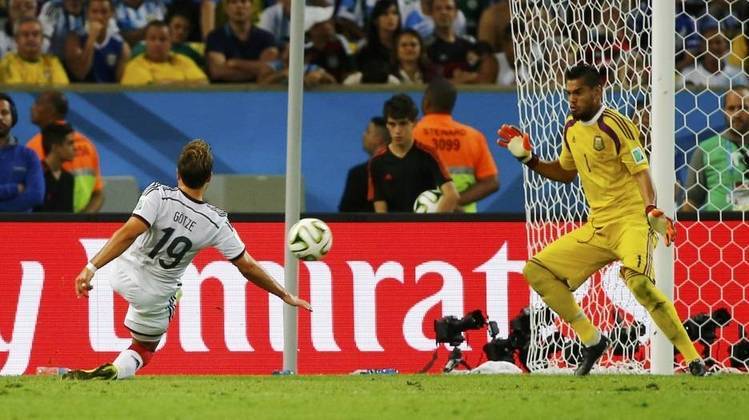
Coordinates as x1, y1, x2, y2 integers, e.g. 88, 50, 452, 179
1, 374, 747, 419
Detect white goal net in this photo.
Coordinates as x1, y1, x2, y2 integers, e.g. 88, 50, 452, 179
510, 0, 749, 374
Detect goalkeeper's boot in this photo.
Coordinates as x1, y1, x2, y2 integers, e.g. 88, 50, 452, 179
574, 335, 610, 376
63, 363, 118, 380
688, 359, 706, 377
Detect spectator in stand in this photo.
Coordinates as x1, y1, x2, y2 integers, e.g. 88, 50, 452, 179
390, 28, 435, 84
355, 0, 400, 77
257, 0, 290, 45
35, 122, 75, 212
131, 11, 206, 68
115, 0, 167, 45
476, 0, 510, 54
304, 5, 354, 84
414, 78, 498, 212
164, 0, 217, 41
346, 27, 435, 85
334, 0, 371, 36
368, 93, 459, 212
39, 0, 83, 58
402, 0, 466, 42
339, 116, 389, 212
426, 0, 496, 84
680, 21, 747, 90
65, 0, 131, 82
258, 42, 337, 86
455, 0, 488, 37
0, 93, 44, 213
205, 0, 278, 82
683, 87, 749, 212
26, 91, 105, 213
0, 18, 70, 85
121, 20, 208, 85
40, 0, 117, 59
0, 0, 45, 56
480, 13, 539, 87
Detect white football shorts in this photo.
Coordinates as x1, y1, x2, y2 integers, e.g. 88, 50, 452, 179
109, 260, 180, 342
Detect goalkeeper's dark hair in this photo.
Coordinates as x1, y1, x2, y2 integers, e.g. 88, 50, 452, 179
383, 93, 419, 122
565, 63, 603, 88
424, 77, 457, 113
41, 122, 74, 155
178, 139, 213, 188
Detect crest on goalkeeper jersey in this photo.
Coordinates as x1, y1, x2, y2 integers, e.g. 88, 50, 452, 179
593, 136, 604, 151
631, 148, 646, 165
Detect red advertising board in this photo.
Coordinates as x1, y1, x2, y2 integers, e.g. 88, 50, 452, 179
1, 220, 747, 375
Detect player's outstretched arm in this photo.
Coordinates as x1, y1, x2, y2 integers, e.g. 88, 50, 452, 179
74, 216, 149, 298
496, 124, 577, 183
633, 169, 675, 246
232, 252, 312, 311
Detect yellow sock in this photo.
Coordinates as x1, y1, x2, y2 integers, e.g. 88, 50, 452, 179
524, 261, 600, 346
570, 312, 601, 347
623, 270, 701, 362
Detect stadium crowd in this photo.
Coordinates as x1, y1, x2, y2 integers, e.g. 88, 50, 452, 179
0, 0, 745, 86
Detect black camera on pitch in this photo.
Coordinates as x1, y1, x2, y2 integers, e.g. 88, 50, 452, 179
483, 307, 533, 368
434, 310, 486, 346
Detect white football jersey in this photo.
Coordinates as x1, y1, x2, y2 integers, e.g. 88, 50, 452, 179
119, 182, 245, 291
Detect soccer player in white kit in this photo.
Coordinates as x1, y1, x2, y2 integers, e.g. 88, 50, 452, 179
64, 140, 312, 380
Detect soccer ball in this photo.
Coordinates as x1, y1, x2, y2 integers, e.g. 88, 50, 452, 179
413, 189, 442, 213
287, 218, 332, 261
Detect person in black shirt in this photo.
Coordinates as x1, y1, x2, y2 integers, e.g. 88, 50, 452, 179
368, 93, 458, 212
205, 0, 278, 82
355, 0, 400, 80
35, 122, 75, 212
427, 0, 497, 83
339, 116, 389, 212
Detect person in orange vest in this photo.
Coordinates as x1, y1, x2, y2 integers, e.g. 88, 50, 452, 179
414, 78, 499, 212
26, 90, 104, 213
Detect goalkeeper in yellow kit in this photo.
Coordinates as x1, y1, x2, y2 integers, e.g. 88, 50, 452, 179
498, 63, 705, 376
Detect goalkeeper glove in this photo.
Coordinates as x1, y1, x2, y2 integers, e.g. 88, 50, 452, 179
497, 124, 537, 166
646, 205, 676, 247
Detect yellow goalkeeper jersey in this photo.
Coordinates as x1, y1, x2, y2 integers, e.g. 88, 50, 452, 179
558, 105, 649, 225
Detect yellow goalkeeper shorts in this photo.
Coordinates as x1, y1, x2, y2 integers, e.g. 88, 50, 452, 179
529, 218, 658, 291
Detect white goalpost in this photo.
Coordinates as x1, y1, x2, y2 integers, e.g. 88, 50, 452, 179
649, 0, 676, 375
282, 0, 307, 374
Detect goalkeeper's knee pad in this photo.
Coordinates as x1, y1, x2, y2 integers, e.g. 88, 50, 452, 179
623, 269, 665, 312
523, 261, 560, 296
